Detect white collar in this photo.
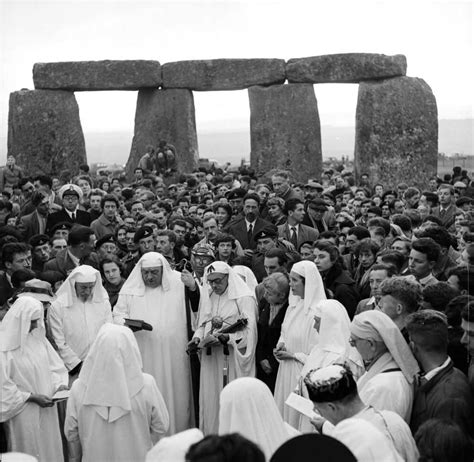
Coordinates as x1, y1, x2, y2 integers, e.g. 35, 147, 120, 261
423, 356, 450, 382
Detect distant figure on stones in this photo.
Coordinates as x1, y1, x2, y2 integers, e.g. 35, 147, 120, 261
138, 145, 157, 176
156, 140, 177, 177
0, 155, 24, 192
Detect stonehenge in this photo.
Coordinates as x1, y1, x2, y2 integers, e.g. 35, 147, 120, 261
7, 53, 437, 185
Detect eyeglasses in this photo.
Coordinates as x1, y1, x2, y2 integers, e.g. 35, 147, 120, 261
208, 275, 228, 286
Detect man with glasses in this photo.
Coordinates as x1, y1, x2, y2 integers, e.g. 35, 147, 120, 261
46, 184, 91, 232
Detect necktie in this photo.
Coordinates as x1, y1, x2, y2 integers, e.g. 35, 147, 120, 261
440, 208, 446, 218
71, 212, 76, 221
247, 223, 253, 245
290, 226, 298, 247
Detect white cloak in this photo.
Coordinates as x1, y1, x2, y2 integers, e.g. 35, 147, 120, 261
113, 275, 193, 434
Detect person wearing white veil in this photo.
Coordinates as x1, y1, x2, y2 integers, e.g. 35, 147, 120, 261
189, 261, 257, 435
48, 265, 112, 374
113, 252, 193, 434
64, 323, 169, 462
273, 260, 326, 427
350, 310, 420, 422
0, 296, 68, 461
232, 265, 258, 293
219, 377, 298, 460
296, 300, 364, 432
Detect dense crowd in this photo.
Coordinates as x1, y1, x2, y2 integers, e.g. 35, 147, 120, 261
0, 152, 473, 461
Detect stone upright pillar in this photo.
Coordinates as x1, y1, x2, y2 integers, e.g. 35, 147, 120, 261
8, 89, 87, 177
127, 89, 198, 177
249, 84, 322, 182
354, 76, 438, 189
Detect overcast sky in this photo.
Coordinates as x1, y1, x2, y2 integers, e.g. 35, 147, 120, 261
1, 0, 473, 161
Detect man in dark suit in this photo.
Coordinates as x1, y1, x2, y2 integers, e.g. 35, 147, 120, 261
431, 184, 463, 232
0, 242, 32, 306
18, 191, 50, 242
407, 310, 473, 437
46, 184, 91, 233
278, 198, 319, 251
225, 193, 272, 251
43, 225, 99, 279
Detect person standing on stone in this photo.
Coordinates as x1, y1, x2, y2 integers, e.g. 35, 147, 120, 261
46, 184, 91, 233
138, 145, 157, 176
0, 155, 24, 192
113, 252, 194, 434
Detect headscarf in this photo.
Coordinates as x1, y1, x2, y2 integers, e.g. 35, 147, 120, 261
55, 265, 109, 305
289, 260, 327, 312
331, 418, 403, 462
232, 265, 258, 292
1, 296, 44, 352
301, 300, 363, 378
350, 310, 419, 384
203, 261, 254, 300
219, 377, 296, 460
145, 429, 204, 462
78, 323, 144, 422
119, 252, 172, 296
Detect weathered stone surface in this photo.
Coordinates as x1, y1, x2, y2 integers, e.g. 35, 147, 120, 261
286, 53, 407, 84
162, 59, 286, 91
126, 89, 198, 176
33, 60, 162, 91
249, 84, 322, 181
8, 90, 87, 177
354, 77, 438, 189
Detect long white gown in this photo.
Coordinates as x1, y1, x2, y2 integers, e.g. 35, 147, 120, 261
65, 373, 169, 462
114, 272, 193, 434
1, 331, 68, 461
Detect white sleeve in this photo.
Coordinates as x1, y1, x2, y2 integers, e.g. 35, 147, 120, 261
113, 294, 130, 325
144, 374, 170, 444
0, 353, 30, 422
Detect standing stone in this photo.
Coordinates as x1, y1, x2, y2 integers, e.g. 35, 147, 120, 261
286, 53, 407, 83
249, 84, 322, 181
8, 89, 86, 177
162, 59, 286, 91
126, 89, 198, 177
355, 77, 438, 189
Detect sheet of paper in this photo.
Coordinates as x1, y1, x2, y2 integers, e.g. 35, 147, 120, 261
52, 389, 70, 401
285, 392, 317, 419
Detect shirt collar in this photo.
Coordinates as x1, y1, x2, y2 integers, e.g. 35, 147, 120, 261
423, 356, 451, 382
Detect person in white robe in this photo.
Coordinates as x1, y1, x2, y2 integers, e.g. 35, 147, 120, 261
296, 300, 364, 432
273, 260, 326, 427
219, 377, 298, 460
232, 265, 259, 293
305, 364, 419, 462
190, 261, 257, 435
145, 428, 203, 462
0, 296, 68, 461
47, 265, 112, 373
332, 418, 403, 462
113, 252, 193, 434
64, 323, 169, 462
350, 310, 419, 422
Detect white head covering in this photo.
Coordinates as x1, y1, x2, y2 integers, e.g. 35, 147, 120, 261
219, 377, 295, 460
119, 252, 172, 296
145, 428, 203, 462
301, 300, 363, 378
1, 296, 44, 352
55, 265, 108, 305
290, 260, 327, 312
232, 265, 258, 292
350, 310, 419, 384
1, 454, 38, 462
78, 323, 144, 422
203, 261, 254, 300
332, 418, 403, 462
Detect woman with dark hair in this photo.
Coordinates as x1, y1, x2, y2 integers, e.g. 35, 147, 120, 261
313, 241, 359, 319
115, 224, 129, 259
99, 256, 125, 308
214, 203, 233, 229
353, 238, 380, 300
415, 418, 472, 462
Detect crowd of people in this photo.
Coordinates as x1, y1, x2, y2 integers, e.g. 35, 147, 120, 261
0, 152, 473, 461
